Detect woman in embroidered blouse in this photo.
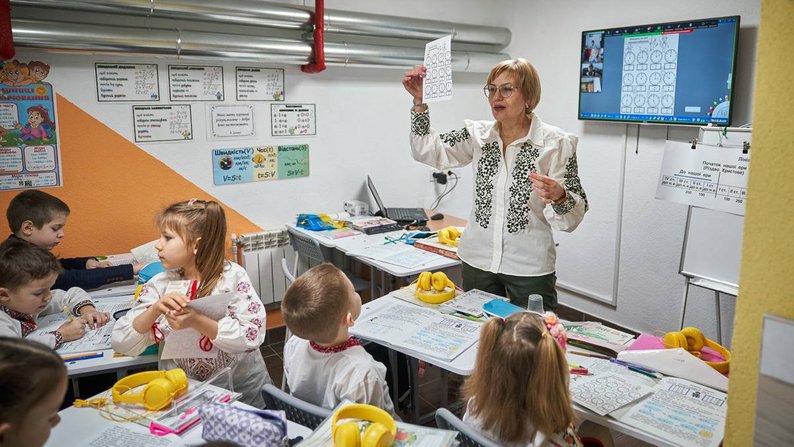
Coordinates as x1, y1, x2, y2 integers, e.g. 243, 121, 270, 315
403, 58, 588, 311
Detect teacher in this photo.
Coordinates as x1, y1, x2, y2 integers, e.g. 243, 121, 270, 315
403, 58, 588, 311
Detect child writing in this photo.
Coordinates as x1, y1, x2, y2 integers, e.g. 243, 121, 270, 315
0, 336, 68, 447
6, 189, 145, 290
462, 312, 582, 447
112, 199, 271, 407
281, 263, 398, 417
0, 239, 109, 349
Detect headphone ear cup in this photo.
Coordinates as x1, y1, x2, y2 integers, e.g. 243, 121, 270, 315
431, 272, 448, 291
361, 422, 394, 447
334, 421, 361, 447
663, 331, 686, 349
142, 377, 174, 411
681, 327, 706, 351
417, 272, 431, 291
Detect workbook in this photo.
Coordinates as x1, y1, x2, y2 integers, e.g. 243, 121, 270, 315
564, 321, 635, 357
30, 301, 132, 354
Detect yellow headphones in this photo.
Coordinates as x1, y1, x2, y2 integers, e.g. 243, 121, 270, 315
663, 327, 731, 374
112, 368, 189, 411
332, 404, 397, 447
437, 226, 462, 247
415, 271, 456, 304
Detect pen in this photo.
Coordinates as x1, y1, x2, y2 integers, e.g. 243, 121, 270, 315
609, 358, 660, 377
63, 306, 74, 321
627, 366, 661, 379
63, 352, 104, 362
569, 350, 611, 360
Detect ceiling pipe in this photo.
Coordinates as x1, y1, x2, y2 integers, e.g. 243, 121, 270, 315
301, 0, 325, 73
8, 0, 511, 49
11, 18, 509, 72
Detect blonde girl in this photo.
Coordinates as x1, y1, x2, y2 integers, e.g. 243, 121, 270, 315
462, 312, 582, 447
0, 337, 68, 447
112, 199, 271, 407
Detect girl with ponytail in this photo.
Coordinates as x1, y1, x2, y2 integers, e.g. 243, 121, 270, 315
462, 312, 582, 446
112, 199, 271, 407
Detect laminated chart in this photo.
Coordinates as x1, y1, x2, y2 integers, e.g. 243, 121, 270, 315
422, 35, 453, 104
621, 34, 679, 116
212, 144, 309, 185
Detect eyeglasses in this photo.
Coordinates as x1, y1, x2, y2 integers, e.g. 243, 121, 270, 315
483, 84, 516, 98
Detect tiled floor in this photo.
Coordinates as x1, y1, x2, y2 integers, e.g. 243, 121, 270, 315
262, 306, 653, 446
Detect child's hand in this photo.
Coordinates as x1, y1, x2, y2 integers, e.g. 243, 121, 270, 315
86, 259, 113, 269
80, 308, 110, 329
163, 307, 200, 331
132, 262, 148, 274
153, 293, 189, 315
57, 317, 87, 341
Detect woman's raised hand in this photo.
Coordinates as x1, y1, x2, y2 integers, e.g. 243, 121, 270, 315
402, 65, 427, 101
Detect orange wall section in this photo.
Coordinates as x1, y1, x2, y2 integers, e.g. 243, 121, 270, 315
0, 94, 262, 259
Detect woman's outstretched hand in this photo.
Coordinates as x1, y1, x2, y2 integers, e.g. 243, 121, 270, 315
402, 65, 427, 101
530, 172, 566, 204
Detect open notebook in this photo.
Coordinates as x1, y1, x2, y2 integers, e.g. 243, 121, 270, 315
367, 175, 428, 223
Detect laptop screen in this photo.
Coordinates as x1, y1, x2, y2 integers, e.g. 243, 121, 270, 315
366, 175, 386, 215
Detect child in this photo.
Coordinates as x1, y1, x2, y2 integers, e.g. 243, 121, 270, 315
0, 239, 109, 349
281, 263, 398, 417
6, 189, 145, 290
0, 337, 68, 447
112, 199, 271, 407
462, 312, 582, 447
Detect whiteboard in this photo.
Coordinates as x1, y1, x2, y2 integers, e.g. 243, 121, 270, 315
678, 127, 751, 292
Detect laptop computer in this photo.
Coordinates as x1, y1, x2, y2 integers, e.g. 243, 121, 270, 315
367, 176, 428, 223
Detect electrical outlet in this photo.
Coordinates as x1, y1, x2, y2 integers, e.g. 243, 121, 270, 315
432, 171, 448, 185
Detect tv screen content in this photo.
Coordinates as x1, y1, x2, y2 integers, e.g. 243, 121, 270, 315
578, 16, 740, 125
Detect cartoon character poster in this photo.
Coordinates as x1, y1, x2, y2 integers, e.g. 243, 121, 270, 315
0, 59, 61, 191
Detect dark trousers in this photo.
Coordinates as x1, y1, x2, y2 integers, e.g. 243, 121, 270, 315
461, 261, 558, 312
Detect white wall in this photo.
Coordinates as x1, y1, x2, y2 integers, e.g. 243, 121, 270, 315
504, 0, 760, 343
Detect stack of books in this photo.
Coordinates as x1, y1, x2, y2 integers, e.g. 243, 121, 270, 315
412, 235, 459, 259
346, 216, 402, 234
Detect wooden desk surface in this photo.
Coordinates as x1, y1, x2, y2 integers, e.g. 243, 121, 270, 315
425, 209, 467, 231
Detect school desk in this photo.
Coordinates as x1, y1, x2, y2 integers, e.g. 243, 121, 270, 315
44, 399, 312, 447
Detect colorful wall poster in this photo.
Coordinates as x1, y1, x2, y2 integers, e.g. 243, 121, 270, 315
132, 105, 193, 142
0, 60, 61, 191
271, 104, 316, 136
235, 67, 284, 101
212, 144, 309, 185
95, 63, 160, 102
168, 65, 224, 101
208, 105, 255, 139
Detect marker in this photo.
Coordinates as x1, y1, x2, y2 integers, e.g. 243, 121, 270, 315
570, 367, 591, 375
63, 352, 104, 362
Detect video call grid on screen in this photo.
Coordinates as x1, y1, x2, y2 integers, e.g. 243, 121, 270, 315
578, 16, 740, 125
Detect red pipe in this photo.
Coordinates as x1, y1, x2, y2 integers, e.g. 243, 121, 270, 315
0, 0, 15, 60
301, 0, 326, 73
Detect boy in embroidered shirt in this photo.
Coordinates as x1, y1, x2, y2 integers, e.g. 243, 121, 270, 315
281, 263, 398, 417
0, 239, 109, 349
6, 189, 146, 290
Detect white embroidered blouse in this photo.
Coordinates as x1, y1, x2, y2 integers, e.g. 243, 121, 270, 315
111, 262, 271, 407
410, 110, 588, 276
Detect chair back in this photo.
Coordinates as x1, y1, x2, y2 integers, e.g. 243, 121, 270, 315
287, 227, 326, 264
262, 383, 331, 430
435, 408, 501, 447
281, 257, 296, 284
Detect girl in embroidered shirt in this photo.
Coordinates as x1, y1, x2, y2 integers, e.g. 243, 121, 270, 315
111, 199, 271, 407
462, 312, 583, 447
0, 337, 68, 447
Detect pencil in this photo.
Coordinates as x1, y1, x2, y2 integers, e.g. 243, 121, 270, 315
63, 352, 103, 362
63, 306, 74, 321
569, 350, 611, 359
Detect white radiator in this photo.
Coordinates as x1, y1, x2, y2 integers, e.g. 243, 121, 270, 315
231, 229, 294, 305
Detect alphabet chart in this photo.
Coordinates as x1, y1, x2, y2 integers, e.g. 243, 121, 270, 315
422, 35, 453, 104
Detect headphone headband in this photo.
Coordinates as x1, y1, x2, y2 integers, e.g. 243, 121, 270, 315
663, 327, 731, 374
331, 404, 397, 447
112, 368, 188, 411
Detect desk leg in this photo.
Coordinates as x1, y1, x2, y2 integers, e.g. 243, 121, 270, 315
714, 291, 722, 344
71, 378, 81, 398
387, 349, 400, 410
369, 266, 377, 301
408, 357, 420, 423
679, 279, 691, 330
440, 369, 449, 408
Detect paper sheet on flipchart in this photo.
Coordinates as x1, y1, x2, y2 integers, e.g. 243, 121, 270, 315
30, 302, 131, 354
160, 292, 234, 360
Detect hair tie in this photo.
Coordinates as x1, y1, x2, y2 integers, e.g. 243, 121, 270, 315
187, 198, 198, 206
542, 312, 567, 350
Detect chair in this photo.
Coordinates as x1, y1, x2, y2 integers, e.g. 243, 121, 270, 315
261, 383, 332, 430
286, 227, 369, 293
279, 258, 295, 391
435, 408, 501, 447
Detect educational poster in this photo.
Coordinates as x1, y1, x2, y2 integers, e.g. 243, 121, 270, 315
656, 141, 749, 215
95, 63, 160, 102
235, 67, 284, 101
168, 65, 224, 101
0, 59, 61, 191
208, 104, 254, 139
270, 103, 315, 136
621, 34, 679, 116
422, 35, 453, 104
132, 105, 193, 142
212, 144, 308, 185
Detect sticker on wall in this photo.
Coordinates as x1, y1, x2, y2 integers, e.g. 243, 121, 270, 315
212, 144, 309, 185
168, 65, 224, 101
235, 67, 284, 101
95, 63, 160, 102
208, 104, 254, 139
271, 104, 316, 136
132, 104, 193, 142
0, 59, 62, 191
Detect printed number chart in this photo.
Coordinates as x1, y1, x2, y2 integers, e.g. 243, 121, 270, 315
422, 35, 453, 104
655, 140, 749, 215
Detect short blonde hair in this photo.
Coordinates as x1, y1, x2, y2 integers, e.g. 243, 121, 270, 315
281, 263, 349, 344
486, 58, 542, 114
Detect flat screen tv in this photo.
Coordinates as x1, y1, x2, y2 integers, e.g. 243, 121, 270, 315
578, 16, 740, 126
